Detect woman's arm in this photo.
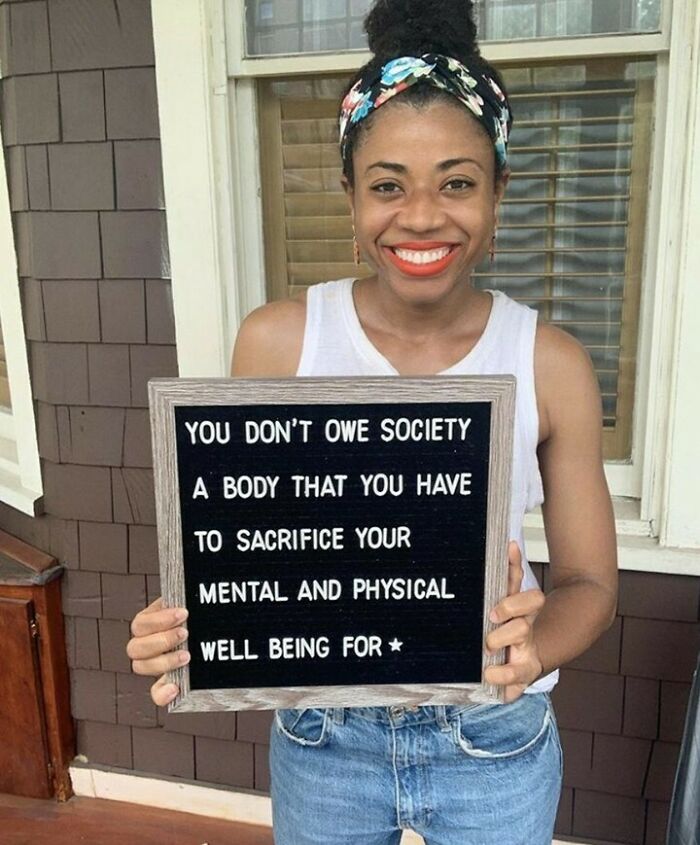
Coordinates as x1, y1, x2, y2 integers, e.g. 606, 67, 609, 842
531, 323, 618, 673
485, 324, 618, 700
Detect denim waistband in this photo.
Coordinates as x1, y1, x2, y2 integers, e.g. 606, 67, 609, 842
330, 704, 489, 729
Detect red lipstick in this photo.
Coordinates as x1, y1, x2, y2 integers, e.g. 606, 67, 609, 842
383, 242, 461, 278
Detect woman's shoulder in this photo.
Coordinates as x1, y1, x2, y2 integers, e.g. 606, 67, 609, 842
533, 320, 601, 444
230, 289, 308, 377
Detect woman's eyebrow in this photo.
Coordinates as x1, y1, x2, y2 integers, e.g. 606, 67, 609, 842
365, 158, 484, 175
438, 157, 484, 172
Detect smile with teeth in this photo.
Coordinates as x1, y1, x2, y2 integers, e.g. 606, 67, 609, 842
392, 246, 453, 264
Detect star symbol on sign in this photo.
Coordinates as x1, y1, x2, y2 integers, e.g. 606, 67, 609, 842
389, 638, 403, 652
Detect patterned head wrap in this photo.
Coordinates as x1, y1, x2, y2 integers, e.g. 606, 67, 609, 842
339, 54, 513, 168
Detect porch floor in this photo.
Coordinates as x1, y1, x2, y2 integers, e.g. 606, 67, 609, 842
0, 793, 273, 845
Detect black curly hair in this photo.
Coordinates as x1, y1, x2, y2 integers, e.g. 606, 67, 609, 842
340, 0, 511, 187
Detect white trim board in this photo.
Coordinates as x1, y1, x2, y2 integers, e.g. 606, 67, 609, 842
69, 764, 584, 845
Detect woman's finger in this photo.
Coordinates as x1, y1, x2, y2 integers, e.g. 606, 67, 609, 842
132, 648, 191, 678
507, 540, 524, 596
150, 674, 180, 707
130, 604, 188, 638
485, 616, 531, 652
490, 588, 545, 624
127, 626, 188, 661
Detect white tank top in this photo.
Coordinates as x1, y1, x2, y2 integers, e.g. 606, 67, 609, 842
296, 278, 558, 694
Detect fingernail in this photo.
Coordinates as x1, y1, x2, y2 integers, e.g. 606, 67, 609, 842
179, 650, 191, 665
175, 609, 189, 623
164, 684, 178, 700
489, 610, 498, 623
176, 627, 188, 641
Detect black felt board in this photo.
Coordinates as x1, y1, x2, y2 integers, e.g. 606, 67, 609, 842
173, 401, 491, 691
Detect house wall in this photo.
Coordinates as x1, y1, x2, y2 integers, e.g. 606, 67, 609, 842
0, 3, 698, 844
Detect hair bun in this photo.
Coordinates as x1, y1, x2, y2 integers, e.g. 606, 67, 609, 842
365, 0, 480, 62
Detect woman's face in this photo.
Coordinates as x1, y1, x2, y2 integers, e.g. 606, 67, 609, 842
344, 100, 508, 305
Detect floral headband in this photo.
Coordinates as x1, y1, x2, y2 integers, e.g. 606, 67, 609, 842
339, 54, 513, 168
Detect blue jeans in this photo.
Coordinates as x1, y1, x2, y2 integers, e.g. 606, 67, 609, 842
270, 692, 563, 844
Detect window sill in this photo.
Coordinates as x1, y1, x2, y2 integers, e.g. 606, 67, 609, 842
524, 498, 700, 576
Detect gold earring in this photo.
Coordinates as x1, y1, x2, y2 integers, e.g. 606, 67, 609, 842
353, 228, 361, 266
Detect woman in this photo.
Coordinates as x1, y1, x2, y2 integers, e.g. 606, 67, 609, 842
127, 1, 618, 842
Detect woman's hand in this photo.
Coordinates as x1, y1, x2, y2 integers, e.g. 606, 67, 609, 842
126, 597, 190, 707
484, 541, 545, 703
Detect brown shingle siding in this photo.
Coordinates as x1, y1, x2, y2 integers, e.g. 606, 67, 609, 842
48, 0, 155, 72
111, 467, 156, 524
98, 279, 147, 344
116, 672, 158, 728
58, 71, 106, 142
573, 789, 647, 844
77, 720, 132, 769
1, 74, 59, 144
4, 1, 51, 76
25, 143, 50, 208
100, 210, 168, 278
129, 344, 177, 406
57, 406, 125, 465
30, 341, 89, 404
20, 277, 46, 340
196, 737, 255, 789
114, 140, 164, 209
104, 67, 160, 139
145, 279, 176, 344
623, 677, 660, 739
551, 668, 624, 734
659, 681, 692, 742
86, 343, 131, 406
48, 142, 115, 210
621, 617, 700, 682
79, 521, 128, 574
123, 408, 153, 468
644, 741, 681, 802
70, 668, 117, 722
101, 572, 147, 621
43, 279, 101, 342
43, 462, 112, 521
159, 710, 238, 742
127, 524, 158, 575
98, 618, 131, 673
618, 570, 700, 622
131, 726, 194, 780
61, 569, 102, 617
20, 211, 102, 277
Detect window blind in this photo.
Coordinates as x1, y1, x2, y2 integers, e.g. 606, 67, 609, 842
258, 58, 655, 460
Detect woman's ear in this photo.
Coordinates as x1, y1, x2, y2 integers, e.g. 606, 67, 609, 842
493, 167, 511, 227
341, 174, 356, 220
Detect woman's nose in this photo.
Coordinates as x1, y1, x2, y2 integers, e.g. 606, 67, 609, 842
396, 192, 447, 233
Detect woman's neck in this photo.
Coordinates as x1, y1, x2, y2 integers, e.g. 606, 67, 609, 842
354, 273, 490, 342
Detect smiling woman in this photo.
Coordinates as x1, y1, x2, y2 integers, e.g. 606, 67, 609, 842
133, 0, 619, 842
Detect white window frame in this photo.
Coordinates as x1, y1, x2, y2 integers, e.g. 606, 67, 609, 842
152, 0, 700, 572
0, 120, 44, 516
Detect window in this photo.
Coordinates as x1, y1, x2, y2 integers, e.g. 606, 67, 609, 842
244, 0, 662, 56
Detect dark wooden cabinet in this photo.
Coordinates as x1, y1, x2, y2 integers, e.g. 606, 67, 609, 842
0, 532, 74, 800
0, 596, 53, 797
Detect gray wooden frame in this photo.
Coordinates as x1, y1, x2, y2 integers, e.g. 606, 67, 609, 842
148, 376, 515, 712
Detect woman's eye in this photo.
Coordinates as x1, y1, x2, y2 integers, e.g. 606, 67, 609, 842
371, 183, 401, 195
445, 178, 475, 191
